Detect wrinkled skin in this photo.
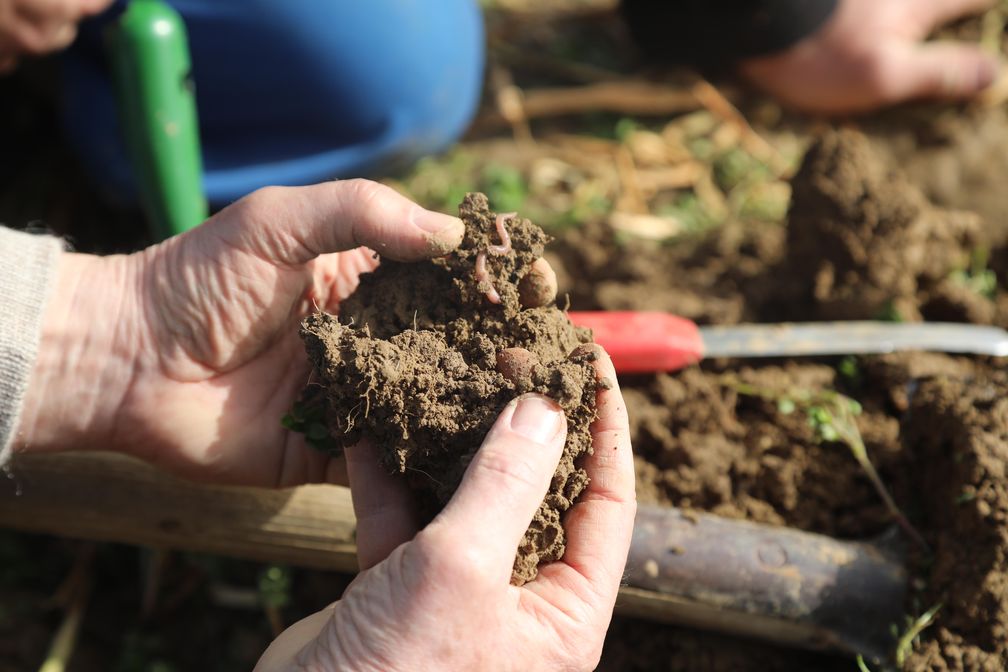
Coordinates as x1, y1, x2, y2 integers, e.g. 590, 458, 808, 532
15, 179, 559, 487
16, 181, 467, 485
740, 0, 1000, 114
13, 179, 633, 672
256, 347, 636, 672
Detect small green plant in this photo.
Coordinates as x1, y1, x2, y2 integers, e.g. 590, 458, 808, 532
722, 377, 928, 551
397, 150, 477, 213
949, 246, 997, 300
614, 117, 640, 143
282, 396, 339, 455
895, 603, 942, 667
656, 193, 718, 236
712, 147, 769, 192
734, 180, 791, 224
875, 301, 904, 323
481, 163, 528, 213
855, 654, 874, 672
548, 192, 611, 232
258, 565, 292, 611
837, 356, 862, 387
259, 565, 292, 637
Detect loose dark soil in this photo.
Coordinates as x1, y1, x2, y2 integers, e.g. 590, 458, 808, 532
300, 192, 598, 584
548, 129, 1008, 670
902, 374, 1008, 671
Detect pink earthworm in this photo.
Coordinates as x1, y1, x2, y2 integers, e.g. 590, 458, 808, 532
475, 251, 501, 304
488, 212, 516, 256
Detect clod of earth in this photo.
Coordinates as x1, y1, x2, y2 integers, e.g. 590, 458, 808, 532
786, 128, 982, 322
298, 193, 599, 584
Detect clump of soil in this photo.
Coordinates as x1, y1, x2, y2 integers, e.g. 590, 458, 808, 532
902, 373, 1008, 671
786, 128, 983, 322
300, 193, 598, 584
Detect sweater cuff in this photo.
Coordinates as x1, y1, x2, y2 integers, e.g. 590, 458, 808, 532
0, 228, 63, 466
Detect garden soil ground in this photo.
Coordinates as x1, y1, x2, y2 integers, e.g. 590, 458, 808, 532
6, 43, 1008, 672
573, 129, 1008, 670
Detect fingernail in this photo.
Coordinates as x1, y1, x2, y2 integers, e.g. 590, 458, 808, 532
413, 208, 463, 234
413, 209, 465, 255
509, 394, 564, 444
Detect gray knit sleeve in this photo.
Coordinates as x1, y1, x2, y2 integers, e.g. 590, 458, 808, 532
0, 227, 63, 465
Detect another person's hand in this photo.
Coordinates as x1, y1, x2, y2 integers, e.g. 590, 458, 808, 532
255, 345, 635, 672
740, 0, 1001, 114
0, 0, 113, 72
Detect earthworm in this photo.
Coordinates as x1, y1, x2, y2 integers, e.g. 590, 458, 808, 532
475, 252, 501, 304
488, 212, 516, 256
475, 212, 515, 303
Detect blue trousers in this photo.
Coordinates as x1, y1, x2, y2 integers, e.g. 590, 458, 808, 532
62, 1, 485, 205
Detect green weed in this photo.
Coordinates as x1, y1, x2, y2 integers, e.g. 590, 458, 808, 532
481, 163, 528, 213
258, 566, 291, 611
722, 377, 927, 551
949, 246, 997, 300
875, 301, 904, 323
281, 396, 340, 455
895, 603, 942, 667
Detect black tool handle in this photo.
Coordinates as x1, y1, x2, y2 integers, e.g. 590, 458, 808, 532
624, 505, 906, 662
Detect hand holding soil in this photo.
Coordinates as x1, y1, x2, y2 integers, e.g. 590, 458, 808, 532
256, 346, 636, 672
13, 180, 471, 486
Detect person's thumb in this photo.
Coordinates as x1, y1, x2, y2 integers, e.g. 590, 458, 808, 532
429, 394, 567, 582
877, 42, 1000, 104
218, 179, 465, 265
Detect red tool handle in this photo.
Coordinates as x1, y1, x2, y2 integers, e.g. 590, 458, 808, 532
567, 311, 705, 374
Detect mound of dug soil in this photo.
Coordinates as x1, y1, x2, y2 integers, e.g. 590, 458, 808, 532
903, 373, 1008, 671
300, 193, 599, 584
786, 129, 983, 322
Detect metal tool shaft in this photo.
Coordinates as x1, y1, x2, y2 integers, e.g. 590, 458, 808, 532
700, 321, 1008, 359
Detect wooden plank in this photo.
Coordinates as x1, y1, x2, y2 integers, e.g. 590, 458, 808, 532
0, 452, 823, 650
0, 452, 359, 572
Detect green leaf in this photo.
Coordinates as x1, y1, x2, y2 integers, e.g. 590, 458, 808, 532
777, 398, 796, 415
307, 422, 330, 442
838, 356, 860, 382
895, 603, 942, 666
614, 117, 640, 142
258, 565, 291, 609
481, 164, 528, 213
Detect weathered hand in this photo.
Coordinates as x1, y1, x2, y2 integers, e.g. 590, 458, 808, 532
16, 181, 470, 486
0, 0, 113, 72
255, 345, 636, 672
740, 0, 1000, 114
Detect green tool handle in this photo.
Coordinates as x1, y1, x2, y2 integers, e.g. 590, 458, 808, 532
108, 0, 207, 239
